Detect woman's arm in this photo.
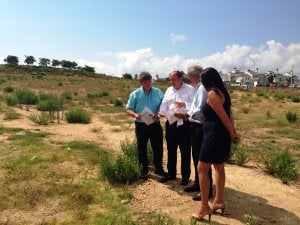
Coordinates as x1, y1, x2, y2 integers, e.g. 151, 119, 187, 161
207, 90, 239, 142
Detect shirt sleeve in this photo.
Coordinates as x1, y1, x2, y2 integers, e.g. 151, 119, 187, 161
184, 86, 194, 111
125, 92, 136, 111
198, 85, 208, 110
159, 88, 169, 116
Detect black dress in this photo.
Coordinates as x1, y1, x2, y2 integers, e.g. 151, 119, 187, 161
199, 95, 231, 163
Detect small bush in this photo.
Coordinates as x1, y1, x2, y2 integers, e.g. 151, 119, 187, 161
291, 95, 300, 103
243, 107, 250, 114
15, 89, 38, 110
100, 138, 142, 184
286, 111, 298, 123
28, 113, 53, 125
274, 92, 285, 100
5, 95, 18, 106
4, 111, 21, 120
61, 91, 72, 100
100, 154, 141, 184
266, 110, 272, 119
111, 98, 123, 107
230, 143, 249, 166
65, 108, 91, 123
259, 149, 297, 184
3, 86, 14, 93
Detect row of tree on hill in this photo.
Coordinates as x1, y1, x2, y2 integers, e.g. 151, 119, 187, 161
3, 55, 95, 73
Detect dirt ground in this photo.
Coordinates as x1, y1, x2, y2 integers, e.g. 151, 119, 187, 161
2, 107, 300, 225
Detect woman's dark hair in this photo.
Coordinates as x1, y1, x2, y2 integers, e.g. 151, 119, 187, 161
201, 67, 231, 104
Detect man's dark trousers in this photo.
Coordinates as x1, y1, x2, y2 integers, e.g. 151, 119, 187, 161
135, 121, 164, 175
165, 120, 191, 181
190, 122, 213, 190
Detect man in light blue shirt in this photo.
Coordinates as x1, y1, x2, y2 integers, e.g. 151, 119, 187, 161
126, 72, 166, 180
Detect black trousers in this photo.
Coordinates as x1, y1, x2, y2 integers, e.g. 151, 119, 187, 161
135, 121, 164, 175
165, 120, 191, 181
190, 122, 213, 189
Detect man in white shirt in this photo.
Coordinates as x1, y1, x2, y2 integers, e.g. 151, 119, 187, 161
159, 70, 194, 185
183, 65, 213, 201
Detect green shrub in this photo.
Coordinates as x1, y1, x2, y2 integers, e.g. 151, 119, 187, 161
243, 107, 250, 114
15, 89, 38, 110
61, 91, 72, 100
100, 138, 142, 184
274, 92, 285, 100
3, 86, 14, 93
4, 111, 21, 120
5, 95, 18, 106
28, 113, 53, 125
266, 110, 272, 119
100, 154, 141, 184
230, 143, 249, 166
65, 108, 91, 123
259, 149, 297, 184
286, 111, 298, 123
111, 98, 123, 107
291, 95, 300, 103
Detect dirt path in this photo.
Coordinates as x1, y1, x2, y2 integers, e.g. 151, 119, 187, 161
2, 108, 300, 225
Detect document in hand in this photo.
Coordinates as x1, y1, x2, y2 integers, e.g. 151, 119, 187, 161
140, 107, 154, 125
167, 107, 186, 125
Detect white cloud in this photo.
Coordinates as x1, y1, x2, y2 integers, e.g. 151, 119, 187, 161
169, 33, 187, 44
79, 40, 300, 78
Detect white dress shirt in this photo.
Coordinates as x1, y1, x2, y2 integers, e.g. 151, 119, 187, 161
188, 82, 208, 124
159, 83, 194, 126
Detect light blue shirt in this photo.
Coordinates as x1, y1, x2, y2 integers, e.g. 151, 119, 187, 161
188, 82, 208, 123
126, 86, 164, 123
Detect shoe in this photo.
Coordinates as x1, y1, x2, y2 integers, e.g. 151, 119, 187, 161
154, 169, 167, 176
211, 202, 225, 215
141, 174, 148, 181
159, 174, 176, 183
191, 208, 212, 221
181, 179, 189, 186
192, 191, 213, 201
184, 183, 200, 192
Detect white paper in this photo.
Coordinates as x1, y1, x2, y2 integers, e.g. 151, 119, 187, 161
167, 107, 186, 125
140, 107, 154, 125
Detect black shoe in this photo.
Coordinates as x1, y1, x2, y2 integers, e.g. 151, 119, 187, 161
181, 179, 189, 186
141, 174, 148, 181
184, 183, 200, 192
159, 174, 176, 183
192, 191, 213, 201
154, 169, 167, 176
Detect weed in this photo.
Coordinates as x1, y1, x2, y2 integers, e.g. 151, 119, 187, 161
65, 108, 91, 123
231, 143, 249, 166
286, 111, 298, 123
4, 111, 21, 120
266, 110, 272, 119
111, 98, 123, 107
258, 149, 297, 184
3, 86, 14, 93
5, 94, 18, 106
28, 113, 53, 125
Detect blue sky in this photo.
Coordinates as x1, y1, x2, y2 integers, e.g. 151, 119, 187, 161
1, 0, 300, 77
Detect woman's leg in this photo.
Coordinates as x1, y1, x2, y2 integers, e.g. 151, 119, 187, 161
213, 163, 225, 205
196, 161, 212, 213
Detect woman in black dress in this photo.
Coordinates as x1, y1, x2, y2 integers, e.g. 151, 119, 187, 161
192, 68, 239, 221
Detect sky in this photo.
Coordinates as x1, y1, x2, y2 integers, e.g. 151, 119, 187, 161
1, 0, 300, 77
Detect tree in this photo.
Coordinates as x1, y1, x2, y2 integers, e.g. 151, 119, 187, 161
60, 60, 77, 69
82, 65, 95, 73
24, 55, 36, 65
122, 73, 133, 79
51, 59, 61, 67
4, 55, 19, 66
39, 58, 50, 67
